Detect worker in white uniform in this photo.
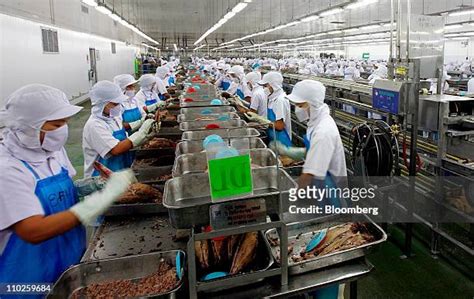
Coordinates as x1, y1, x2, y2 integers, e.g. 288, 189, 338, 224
246, 71, 268, 118
0, 84, 135, 290
135, 74, 164, 114
113, 74, 146, 134
272, 80, 347, 299
368, 64, 388, 85
154, 66, 172, 100
82, 81, 155, 178
467, 77, 474, 94
245, 72, 292, 147
343, 61, 361, 81
223, 65, 252, 101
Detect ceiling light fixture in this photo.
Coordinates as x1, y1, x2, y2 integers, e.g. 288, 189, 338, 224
319, 7, 344, 17
448, 9, 474, 17
345, 0, 378, 10
195, 1, 250, 45
95, 5, 112, 15
81, 0, 98, 7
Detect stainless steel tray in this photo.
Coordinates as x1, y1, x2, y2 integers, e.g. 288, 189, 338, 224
163, 167, 297, 228
179, 119, 247, 131
180, 98, 230, 107
182, 128, 260, 141
104, 182, 166, 217
136, 165, 173, 184
263, 216, 387, 275
175, 137, 266, 156
177, 112, 240, 123
172, 148, 278, 177
180, 106, 236, 115
194, 231, 273, 289
132, 154, 176, 170
181, 94, 217, 102
48, 250, 185, 299
82, 215, 187, 262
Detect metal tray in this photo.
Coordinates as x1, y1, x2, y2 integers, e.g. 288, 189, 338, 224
132, 154, 176, 170
82, 215, 187, 262
172, 148, 278, 177
182, 128, 260, 141
104, 182, 166, 217
163, 167, 297, 228
136, 165, 173, 184
175, 137, 266, 156
194, 231, 274, 289
180, 106, 236, 116
263, 216, 387, 275
177, 112, 240, 123
180, 98, 230, 107
181, 94, 217, 102
179, 119, 248, 131
48, 250, 185, 299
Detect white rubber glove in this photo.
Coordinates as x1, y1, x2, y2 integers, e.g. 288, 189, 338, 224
128, 118, 143, 132
270, 141, 306, 161
157, 100, 166, 108
70, 170, 136, 225
147, 102, 159, 113
128, 119, 155, 147
244, 111, 272, 125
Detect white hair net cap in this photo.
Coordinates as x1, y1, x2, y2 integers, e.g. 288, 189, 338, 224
89, 80, 127, 106
155, 66, 169, 79
0, 84, 82, 129
228, 65, 245, 76
113, 74, 138, 92
258, 71, 283, 90
139, 74, 157, 90
245, 71, 262, 85
286, 80, 326, 108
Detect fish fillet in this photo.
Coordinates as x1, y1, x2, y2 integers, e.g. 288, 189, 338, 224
230, 232, 258, 275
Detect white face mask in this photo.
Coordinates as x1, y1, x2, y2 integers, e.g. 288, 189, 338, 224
41, 124, 69, 152
295, 106, 310, 122
232, 77, 240, 84
264, 87, 272, 97
109, 105, 123, 118
125, 90, 135, 98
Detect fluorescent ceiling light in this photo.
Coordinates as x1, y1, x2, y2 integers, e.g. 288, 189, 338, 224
232, 3, 248, 13
95, 5, 112, 15
302, 15, 320, 22
451, 36, 469, 40
244, 0, 253, 2
223, 11, 236, 19
109, 14, 121, 21
327, 30, 342, 34
359, 24, 381, 30
319, 7, 343, 17
173, 44, 178, 51
449, 9, 474, 17
81, 0, 98, 7
344, 28, 358, 33
346, 0, 378, 10
445, 24, 463, 29
287, 21, 301, 27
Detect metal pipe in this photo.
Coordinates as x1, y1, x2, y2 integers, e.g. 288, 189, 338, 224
397, 0, 402, 61
389, 0, 394, 61
406, 0, 411, 60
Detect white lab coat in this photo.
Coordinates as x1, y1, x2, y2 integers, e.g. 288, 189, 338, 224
267, 89, 292, 140
303, 104, 347, 178
249, 85, 268, 118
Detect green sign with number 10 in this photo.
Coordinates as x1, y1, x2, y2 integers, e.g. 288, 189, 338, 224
208, 154, 253, 200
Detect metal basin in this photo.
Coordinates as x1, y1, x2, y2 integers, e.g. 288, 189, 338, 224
180, 98, 230, 107
180, 106, 236, 115
182, 128, 260, 141
48, 250, 185, 299
177, 112, 240, 123
179, 119, 247, 131
173, 148, 278, 177
175, 137, 266, 156
163, 167, 297, 228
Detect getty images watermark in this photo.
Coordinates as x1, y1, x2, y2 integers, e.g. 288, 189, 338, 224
287, 186, 379, 216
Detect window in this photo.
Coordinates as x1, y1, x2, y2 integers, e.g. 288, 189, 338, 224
41, 28, 59, 53
111, 42, 116, 54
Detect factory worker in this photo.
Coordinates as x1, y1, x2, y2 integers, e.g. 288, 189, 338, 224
467, 77, 474, 94
429, 69, 451, 94
215, 64, 232, 91
0, 84, 135, 288
245, 72, 293, 147
368, 64, 388, 85
223, 65, 252, 101
272, 80, 347, 186
83, 81, 155, 177
154, 66, 172, 99
135, 74, 163, 114
113, 74, 145, 134
343, 61, 360, 81
325, 62, 342, 76
243, 71, 268, 117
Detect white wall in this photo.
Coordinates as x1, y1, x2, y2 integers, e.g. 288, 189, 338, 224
0, 0, 143, 104
345, 44, 390, 61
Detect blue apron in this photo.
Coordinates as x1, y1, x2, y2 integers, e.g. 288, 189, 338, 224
122, 106, 142, 134
168, 76, 175, 85
92, 127, 133, 176
158, 94, 166, 101
267, 108, 292, 147
303, 133, 340, 299
221, 80, 231, 91
0, 161, 85, 298
236, 88, 245, 100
